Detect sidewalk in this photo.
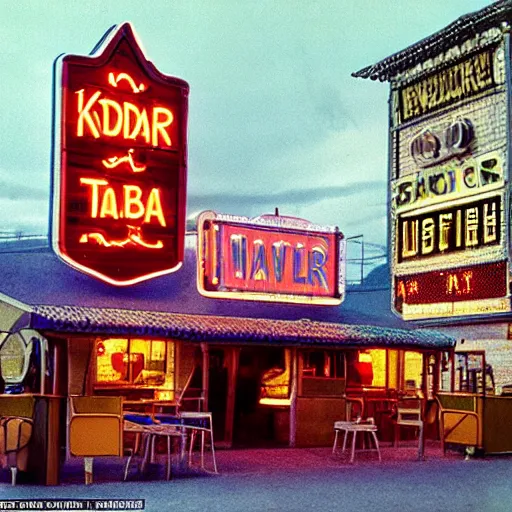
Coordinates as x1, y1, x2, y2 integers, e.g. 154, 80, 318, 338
2, 442, 512, 512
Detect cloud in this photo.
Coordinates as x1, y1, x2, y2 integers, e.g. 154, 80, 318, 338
188, 180, 386, 211
0, 180, 48, 201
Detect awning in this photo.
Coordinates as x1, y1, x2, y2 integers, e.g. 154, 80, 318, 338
29, 304, 455, 350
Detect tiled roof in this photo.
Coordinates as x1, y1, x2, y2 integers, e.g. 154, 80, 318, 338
353, 0, 510, 81
29, 304, 455, 350
0, 242, 411, 330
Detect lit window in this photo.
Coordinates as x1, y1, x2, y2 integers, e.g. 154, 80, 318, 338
260, 349, 291, 403
302, 350, 345, 379
404, 351, 423, 395
95, 338, 174, 389
347, 350, 386, 387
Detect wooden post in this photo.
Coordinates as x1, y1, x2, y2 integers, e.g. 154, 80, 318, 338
289, 348, 298, 447
84, 457, 93, 485
224, 348, 239, 447
201, 343, 209, 412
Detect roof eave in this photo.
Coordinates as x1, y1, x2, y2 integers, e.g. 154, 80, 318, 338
352, 0, 512, 82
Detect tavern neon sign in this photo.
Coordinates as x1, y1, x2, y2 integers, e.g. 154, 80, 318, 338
197, 211, 346, 305
51, 23, 189, 285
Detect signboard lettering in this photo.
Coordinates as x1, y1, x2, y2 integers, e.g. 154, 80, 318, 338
393, 152, 502, 212
197, 211, 345, 304
398, 195, 500, 262
395, 261, 507, 312
400, 48, 496, 122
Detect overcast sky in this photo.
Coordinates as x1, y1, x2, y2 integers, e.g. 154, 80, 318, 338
0, 0, 492, 255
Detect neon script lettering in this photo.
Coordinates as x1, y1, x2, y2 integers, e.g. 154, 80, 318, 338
80, 178, 166, 226
75, 89, 173, 146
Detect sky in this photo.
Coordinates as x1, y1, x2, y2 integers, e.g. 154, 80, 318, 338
0, 0, 493, 259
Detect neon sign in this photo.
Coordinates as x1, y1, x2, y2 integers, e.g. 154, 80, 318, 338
51, 23, 189, 285
395, 261, 507, 311
197, 211, 345, 305
398, 195, 501, 262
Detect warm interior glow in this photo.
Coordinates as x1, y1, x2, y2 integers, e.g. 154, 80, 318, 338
259, 349, 290, 400
95, 338, 174, 388
404, 351, 423, 394
358, 350, 386, 387
259, 397, 291, 406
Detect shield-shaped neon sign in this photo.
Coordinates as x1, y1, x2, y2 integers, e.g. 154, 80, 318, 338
51, 23, 189, 286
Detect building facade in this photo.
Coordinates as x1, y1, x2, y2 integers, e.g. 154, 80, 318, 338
354, 0, 512, 389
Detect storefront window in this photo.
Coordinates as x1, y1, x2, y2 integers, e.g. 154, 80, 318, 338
96, 338, 174, 389
302, 350, 345, 379
301, 350, 345, 397
403, 351, 423, 396
260, 348, 291, 403
347, 350, 386, 387
439, 351, 453, 392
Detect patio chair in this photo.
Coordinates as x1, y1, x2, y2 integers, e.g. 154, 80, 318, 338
123, 413, 184, 481
68, 396, 123, 484
0, 416, 33, 485
394, 399, 424, 460
333, 396, 380, 462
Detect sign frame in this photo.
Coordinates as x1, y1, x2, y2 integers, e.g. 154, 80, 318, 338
196, 211, 346, 305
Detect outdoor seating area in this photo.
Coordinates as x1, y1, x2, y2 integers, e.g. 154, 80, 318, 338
64, 393, 219, 484
123, 410, 218, 480
332, 393, 427, 464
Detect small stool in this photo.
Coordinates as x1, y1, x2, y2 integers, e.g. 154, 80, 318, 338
333, 421, 381, 463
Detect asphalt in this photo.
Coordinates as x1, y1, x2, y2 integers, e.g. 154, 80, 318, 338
1, 442, 512, 512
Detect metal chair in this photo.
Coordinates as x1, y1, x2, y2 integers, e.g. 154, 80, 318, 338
123, 414, 184, 481
180, 412, 218, 474
394, 399, 425, 460
332, 397, 364, 454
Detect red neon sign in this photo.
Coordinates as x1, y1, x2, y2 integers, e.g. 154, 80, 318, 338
197, 212, 345, 304
51, 23, 189, 285
394, 261, 507, 312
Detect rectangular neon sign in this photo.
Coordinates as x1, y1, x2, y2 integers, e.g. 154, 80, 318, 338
395, 261, 508, 313
397, 195, 501, 263
197, 211, 345, 305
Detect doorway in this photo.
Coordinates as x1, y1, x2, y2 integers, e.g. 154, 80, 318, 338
233, 346, 290, 448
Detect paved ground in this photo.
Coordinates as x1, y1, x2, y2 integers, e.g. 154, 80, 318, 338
2, 442, 512, 511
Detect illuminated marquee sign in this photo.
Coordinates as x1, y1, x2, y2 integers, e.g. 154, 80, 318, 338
51, 23, 189, 285
400, 47, 497, 122
197, 211, 345, 305
398, 195, 501, 262
393, 151, 502, 213
395, 261, 508, 312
